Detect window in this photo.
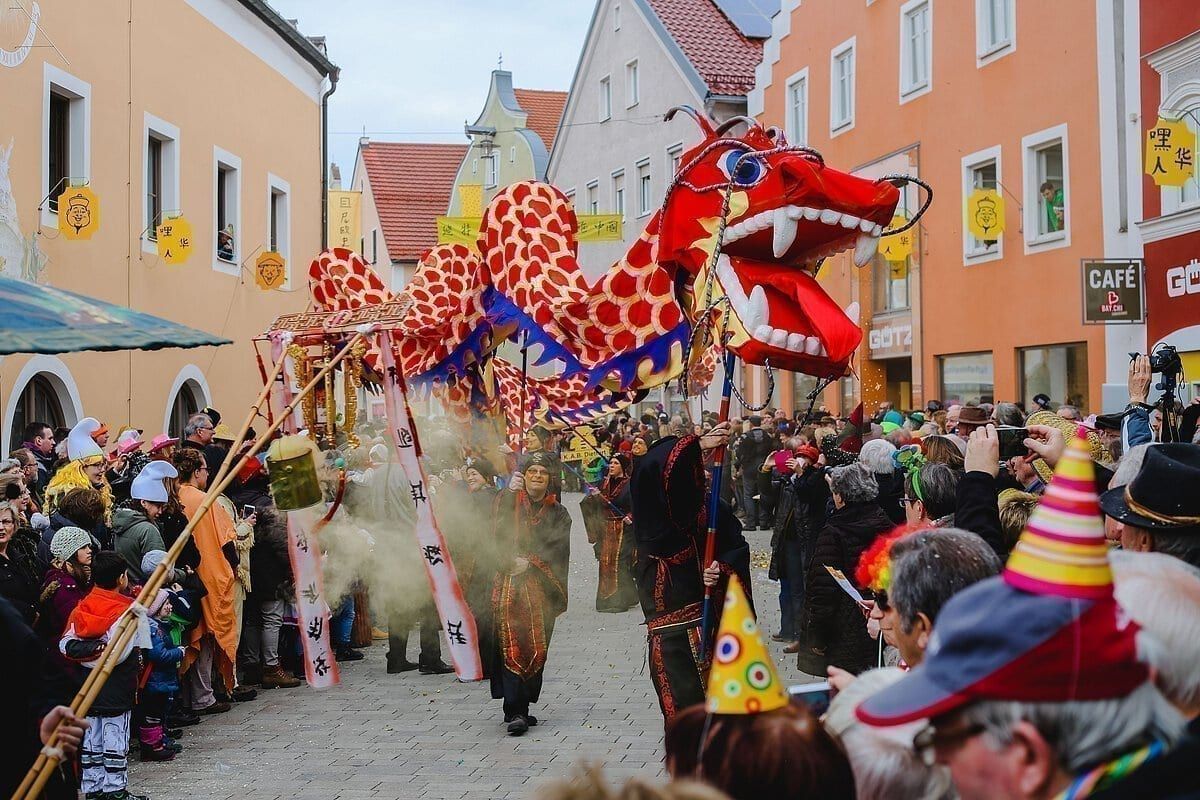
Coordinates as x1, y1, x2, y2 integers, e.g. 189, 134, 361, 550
900, 0, 932, 101
785, 69, 808, 145
612, 170, 626, 219
839, 375, 858, 414
613, 2, 621, 30
485, 155, 498, 189
962, 146, 1002, 262
667, 143, 684, 179
626, 60, 639, 107
8, 374, 67, 451
599, 76, 612, 122
143, 114, 179, 250
830, 38, 856, 134
586, 181, 599, 214
565, 188, 576, 208
213, 147, 241, 270
976, 0, 1015, 63
794, 372, 820, 416
370, 229, 378, 264
939, 352, 995, 405
167, 379, 205, 440
267, 174, 290, 272
42, 65, 90, 225
872, 249, 910, 312
1019, 343, 1088, 410
636, 159, 651, 216
1022, 125, 1069, 248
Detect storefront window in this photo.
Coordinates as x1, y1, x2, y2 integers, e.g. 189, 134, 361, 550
793, 372, 821, 420
839, 375, 858, 414
873, 252, 910, 312
1020, 343, 1088, 410
939, 352, 994, 405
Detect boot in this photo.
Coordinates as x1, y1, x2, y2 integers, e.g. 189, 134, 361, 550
139, 723, 176, 761
261, 665, 302, 689
335, 645, 364, 662
162, 735, 183, 754
418, 657, 454, 675
231, 685, 257, 702
386, 657, 418, 674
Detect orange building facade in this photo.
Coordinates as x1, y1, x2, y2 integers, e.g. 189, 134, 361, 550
749, 0, 1114, 415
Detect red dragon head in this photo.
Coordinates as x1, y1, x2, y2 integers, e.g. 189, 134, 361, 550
657, 109, 902, 379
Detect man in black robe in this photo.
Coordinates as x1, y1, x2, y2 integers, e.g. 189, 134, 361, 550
629, 422, 752, 723
489, 451, 571, 736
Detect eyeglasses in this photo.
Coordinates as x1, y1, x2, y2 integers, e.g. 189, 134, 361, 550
874, 589, 890, 612
913, 722, 986, 766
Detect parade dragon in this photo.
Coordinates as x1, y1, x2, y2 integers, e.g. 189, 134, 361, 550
308, 110, 908, 440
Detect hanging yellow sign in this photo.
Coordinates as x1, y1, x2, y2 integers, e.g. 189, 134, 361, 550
562, 426, 602, 463
966, 189, 1005, 240
155, 215, 193, 265
880, 215, 913, 262
436, 216, 480, 247
458, 184, 483, 217
58, 185, 99, 240
255, 251, 287, 290
576, 214, 624, 241
327, 190, 362, 250
1145, 117, 1195, 187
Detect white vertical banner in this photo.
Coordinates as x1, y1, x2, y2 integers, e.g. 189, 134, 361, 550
268, 331, 304, 433
286, 505, 340, 689
378, 330, 483, 681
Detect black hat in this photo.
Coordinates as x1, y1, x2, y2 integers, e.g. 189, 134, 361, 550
520, 450, 557, 472
1094, 413, 1123, 433
201, 406, 222, 425
465, 457, 497, 482
1099, 444, 1200, 531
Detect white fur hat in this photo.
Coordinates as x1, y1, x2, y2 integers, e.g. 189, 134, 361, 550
130, 460, 178, 503
66, 418, 104, 461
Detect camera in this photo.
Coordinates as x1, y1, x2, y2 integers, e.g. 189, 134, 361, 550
1130, 344, 1182, 377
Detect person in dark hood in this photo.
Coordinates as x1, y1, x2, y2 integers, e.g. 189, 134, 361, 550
630, 422, 752, 725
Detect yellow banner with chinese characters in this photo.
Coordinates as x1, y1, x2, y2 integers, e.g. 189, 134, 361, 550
1145, 117, 1195, 187
58, 185, 99, 240
255, 251, 287, 290
436, 216, 480, 247
576, 214, 623, 241
880, 215, 913, 262
155, 215, 193, 265
458, 184, 483, 217
327, 190, 362, 250
966, 188, 1005, 240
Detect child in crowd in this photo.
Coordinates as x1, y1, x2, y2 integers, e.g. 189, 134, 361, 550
60, 550, 150, 800
138, 588, 185, 761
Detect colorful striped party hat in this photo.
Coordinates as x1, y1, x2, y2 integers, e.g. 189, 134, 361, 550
1004, 432, 1113, 600
706, 575, 788, 715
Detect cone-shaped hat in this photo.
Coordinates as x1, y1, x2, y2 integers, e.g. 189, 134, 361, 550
705, 575, 788, 715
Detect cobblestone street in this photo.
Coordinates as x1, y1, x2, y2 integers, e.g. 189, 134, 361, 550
132, 494, 811, 800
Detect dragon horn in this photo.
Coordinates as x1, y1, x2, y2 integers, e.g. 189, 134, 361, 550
712, 116, 759, 137
664, 105, 716, 137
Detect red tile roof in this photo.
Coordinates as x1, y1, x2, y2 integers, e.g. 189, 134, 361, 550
644, 0, 764, 96
513, 88, 568, 152
360, 142, 468, 262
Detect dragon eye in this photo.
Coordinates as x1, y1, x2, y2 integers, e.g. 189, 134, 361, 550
718, 149, 766, 186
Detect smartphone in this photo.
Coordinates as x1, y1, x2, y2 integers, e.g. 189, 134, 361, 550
996, 426, 1029, 460
242, 505, 255, 520
788, 681, 832, 716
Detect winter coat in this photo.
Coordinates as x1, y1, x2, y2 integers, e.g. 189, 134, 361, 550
955, 471, 1006, 558
0, 548, 39, 624
875, 469, 907, 525
769, 468, 829, 580
143, 617, 184, 695
228, 482, 292, 600
734, 428, 774, 474
112, 506, 167, 578
802, 501, 893, 674
34, 566, 89, 644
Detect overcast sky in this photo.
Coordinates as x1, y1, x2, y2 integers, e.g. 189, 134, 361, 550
269, 0, 595, 177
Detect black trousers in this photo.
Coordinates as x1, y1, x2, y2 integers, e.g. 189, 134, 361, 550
386, 603, 442, 664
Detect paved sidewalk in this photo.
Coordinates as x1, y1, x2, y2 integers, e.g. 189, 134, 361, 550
131, 495, 810, 800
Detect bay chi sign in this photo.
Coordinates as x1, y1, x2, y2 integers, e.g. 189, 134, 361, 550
1081, 259, 1144, 324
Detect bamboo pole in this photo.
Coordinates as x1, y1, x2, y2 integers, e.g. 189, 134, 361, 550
13, 330, 371, 800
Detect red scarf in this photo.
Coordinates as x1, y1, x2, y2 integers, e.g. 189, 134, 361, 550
67, 586, 132, 639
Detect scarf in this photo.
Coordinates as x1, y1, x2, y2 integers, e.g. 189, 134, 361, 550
1054, 741, 1164, 800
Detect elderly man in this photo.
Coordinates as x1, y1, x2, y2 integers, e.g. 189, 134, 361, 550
180, 413, 226, 475
1099, 443, 1200, 569
945, 404, 962, 434
858, 435, 1187, 799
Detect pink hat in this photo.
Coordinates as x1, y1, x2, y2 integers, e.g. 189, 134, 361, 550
115, 429, 144, 455
148, 434, 179, 453
147, 589, 170, 616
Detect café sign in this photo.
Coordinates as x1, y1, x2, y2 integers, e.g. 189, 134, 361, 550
1081, 259, 1144, 324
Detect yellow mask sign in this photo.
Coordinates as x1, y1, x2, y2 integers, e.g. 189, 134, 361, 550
255, 251, 287, 290
967, 189, 1005, 240
575, 214, 623, 241
1145, 118, 1195, 187
880, 215, 913, 262
437, 216, 480, 247
327, 190, 362, 250
58, 186, 99, 240
155, 216, 194, 265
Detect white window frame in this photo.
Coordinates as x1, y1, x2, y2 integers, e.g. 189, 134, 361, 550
961, 145, 1003, 266
266, 173, 291, 288
586, 180, 599, 215
899, 0, 933, 103
626, 59, 640, 108
784, 67, 809, 146
1157, 80, 1200, 217
142, 113, 180, 255
1140, 37, 1200, 243
830, 37, 856, 136
41, 64, 91, 229
212, 146, 242, 275
636, 158, 652, 217
666, 141, 684, 181
599, 75, 612, 122
613, 2, 621, 31
1021, 123, 1070, 253
976, 0, 1016, 67
484, 154, 498, 189
611, 169, 626, 220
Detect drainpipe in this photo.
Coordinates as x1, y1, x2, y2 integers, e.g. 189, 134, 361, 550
320, 66, 341, 250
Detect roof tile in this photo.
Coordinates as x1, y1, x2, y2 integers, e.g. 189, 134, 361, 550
644, 0, 764, 96
360, 142, 469, 262
513, 88, 568, 152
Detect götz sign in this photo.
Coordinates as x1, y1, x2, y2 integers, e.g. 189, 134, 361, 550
1081, 259, 1144, 324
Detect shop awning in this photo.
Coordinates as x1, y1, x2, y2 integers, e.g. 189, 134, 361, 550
0, 275, 231, 356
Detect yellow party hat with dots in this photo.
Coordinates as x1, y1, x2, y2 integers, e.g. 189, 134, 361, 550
705, 575, 788, 714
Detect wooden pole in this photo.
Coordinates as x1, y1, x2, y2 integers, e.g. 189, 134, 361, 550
13, 329, 371, 800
